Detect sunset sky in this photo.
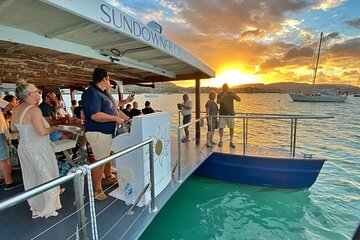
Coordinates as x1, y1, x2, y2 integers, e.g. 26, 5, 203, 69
108, 0, 360, 87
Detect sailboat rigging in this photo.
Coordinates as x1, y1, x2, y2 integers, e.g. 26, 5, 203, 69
289, 32, 347, 102
354, 77, 360, 97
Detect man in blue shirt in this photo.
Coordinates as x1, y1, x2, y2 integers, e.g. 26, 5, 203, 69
82, 68, 125, 201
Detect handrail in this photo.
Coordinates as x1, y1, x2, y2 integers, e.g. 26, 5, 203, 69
217, 113, 334, 120
177, 110, 333, 125
0, 172, 76, 211
175, 112, 334, 181
0, 138, 156, 240
175, 115, 207, 182
217, 113, 333, 157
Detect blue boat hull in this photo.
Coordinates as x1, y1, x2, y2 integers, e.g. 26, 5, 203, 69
194, 153, 326, 189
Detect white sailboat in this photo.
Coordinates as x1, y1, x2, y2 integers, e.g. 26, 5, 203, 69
289, 32, 347, 102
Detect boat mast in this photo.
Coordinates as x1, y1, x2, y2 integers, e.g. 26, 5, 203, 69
312, 32, 323, 87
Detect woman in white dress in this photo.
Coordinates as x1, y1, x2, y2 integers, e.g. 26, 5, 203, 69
11, 80, 62, 219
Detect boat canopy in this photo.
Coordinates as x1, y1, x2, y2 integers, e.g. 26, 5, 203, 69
0, 0, 215, 89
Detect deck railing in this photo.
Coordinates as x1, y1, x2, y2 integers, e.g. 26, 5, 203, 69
0, 139, 157, 240
219, 113, 334, 156
173, 115, 207, 182
175, 112, 334, 182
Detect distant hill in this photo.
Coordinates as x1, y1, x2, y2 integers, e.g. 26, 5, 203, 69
124, 81, 360, 94
255, 82, 359, 93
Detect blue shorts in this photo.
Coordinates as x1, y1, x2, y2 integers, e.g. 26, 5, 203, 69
183, 114, 191, 125
0, 133, 10, 161
50, 131, 63, 142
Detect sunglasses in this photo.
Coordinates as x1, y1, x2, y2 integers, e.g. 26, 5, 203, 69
28, 89, 42, 96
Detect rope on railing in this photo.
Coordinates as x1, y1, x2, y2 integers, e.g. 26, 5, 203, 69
83, 165, 99, 240
1, 139, 157, 240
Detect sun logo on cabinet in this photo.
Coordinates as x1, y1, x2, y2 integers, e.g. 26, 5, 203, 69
146, 126, 170, 166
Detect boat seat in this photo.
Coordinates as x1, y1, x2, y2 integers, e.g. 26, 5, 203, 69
51, 125, 84, 166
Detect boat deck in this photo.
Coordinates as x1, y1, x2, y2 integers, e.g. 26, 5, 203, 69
211, 143, 304, 159
0, 136, 212, 240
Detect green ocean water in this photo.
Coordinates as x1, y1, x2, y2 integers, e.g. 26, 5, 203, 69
140, 175, 355, 240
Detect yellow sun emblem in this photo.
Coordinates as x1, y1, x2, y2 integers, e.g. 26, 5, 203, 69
146, 126, 170, 166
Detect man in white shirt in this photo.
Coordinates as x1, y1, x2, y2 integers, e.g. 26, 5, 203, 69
178, 94, 192, 142
0, 98, 22, 190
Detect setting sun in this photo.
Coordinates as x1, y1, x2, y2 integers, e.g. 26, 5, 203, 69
203, 68, 259, 87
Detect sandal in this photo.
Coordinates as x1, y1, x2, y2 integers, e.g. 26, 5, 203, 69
105, 174, 118, 186
94, 189, 107, 201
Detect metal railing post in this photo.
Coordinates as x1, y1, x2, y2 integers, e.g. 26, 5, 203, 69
242, 117, 246, 155
290, 118, 294, 153
73, 170, 87, 240
149, 140, 158, 213
177, 127, 182, 182
245, 117, 249, 146
292, 119, 298, 157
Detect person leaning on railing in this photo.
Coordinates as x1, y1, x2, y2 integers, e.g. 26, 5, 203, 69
81, 68, 125, 201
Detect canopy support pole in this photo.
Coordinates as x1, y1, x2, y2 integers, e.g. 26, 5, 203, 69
195, 76, 201, 145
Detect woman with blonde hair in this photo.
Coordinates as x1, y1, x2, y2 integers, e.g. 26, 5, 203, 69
11, 80, 62, 219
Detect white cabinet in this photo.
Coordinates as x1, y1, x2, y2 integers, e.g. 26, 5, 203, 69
110, 112, 171, 206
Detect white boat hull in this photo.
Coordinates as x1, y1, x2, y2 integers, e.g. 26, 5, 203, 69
289, 93, 347, 102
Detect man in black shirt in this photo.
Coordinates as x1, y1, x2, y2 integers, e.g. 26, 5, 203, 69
73, 100, 83, 119
121, 103, 131, 117
129, 101, 141, 118
38, 91, 70, 142
217, 83, 240, 148
142, 101, 155, 114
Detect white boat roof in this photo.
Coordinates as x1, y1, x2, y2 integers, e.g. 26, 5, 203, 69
0, 0, 215, 88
